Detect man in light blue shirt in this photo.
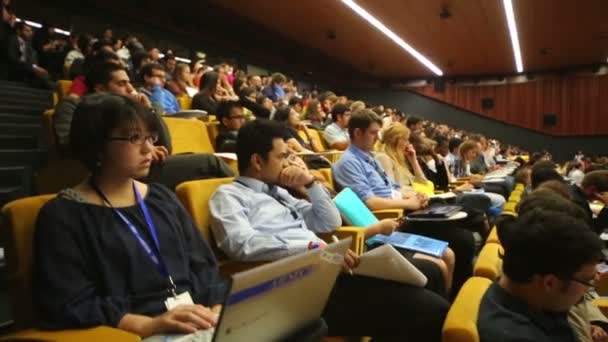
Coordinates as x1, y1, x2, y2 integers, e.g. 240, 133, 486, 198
139, 63, 180, 114
209, 119, 449, 341
333, 109, 475, 296
323, 104, 351, 151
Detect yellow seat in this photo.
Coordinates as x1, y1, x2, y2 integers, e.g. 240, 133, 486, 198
442, 277, 492, 342
205, 121, 220, 151
0, 195, 140, 341
57, 80, 72, 100
473, 243, 503, 281
486, 226, 500, 245
298, 129, 327, 152
318, 168, 334, 190
163, 117, 214, 154
412, 180, 435, 196
177, 96, 192, 110
175, 178, 365, 265
503, 202, 517, 213
514, 184, 525, 191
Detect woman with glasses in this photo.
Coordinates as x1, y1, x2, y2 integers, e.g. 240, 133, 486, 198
33, 94, 227, 338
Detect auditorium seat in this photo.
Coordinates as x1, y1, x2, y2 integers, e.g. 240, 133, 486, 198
163, 117, 214, 154
442, 276, 492, 342
0, 195, 140, 341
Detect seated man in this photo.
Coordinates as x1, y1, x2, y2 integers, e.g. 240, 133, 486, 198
215, 100, 246, 153
322, 104, 351, 151
210, 119, 449, 341
570, 170, 608, 234
5, 22, 54, 89
479, 191, 604, 342
332, 109, 475, 295
53, 62, 234, 190
139, 62, 180, 115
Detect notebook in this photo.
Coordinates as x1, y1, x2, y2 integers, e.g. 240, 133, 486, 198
333, 188, 449, 258
367, 232, 449, 258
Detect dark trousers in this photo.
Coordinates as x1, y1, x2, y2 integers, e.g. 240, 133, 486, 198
146, 153, 236, 190
405, 223, 476, 298
322, 274, 449, 342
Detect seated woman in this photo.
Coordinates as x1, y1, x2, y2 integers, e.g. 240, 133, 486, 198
303, 99, 330, 130
273, 106, 324, 154
166, 63, 198, 98
192, 71, 238, 114
33, 93, 227, 338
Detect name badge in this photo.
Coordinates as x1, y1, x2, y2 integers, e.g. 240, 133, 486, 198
165, 291, 194, 311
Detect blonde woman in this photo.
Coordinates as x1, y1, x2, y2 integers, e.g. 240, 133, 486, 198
375, 123, 455, 292
376, 123, 428, 192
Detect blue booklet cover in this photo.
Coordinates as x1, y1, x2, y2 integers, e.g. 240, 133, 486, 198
334, 187, 379, 227
333, 188, 448, 258
367, 232, 449, 258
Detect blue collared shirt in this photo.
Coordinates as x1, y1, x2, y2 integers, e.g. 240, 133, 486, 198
332, 145, 401, 202
209, 176, 342, 261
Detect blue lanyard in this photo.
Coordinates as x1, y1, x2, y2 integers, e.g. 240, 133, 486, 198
90, 180, 177, 296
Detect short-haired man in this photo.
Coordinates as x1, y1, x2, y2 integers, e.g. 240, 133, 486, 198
139, 63, 180, 114
215, 100, 246, 153
333, 109, 475, 294
570, 170, 608, 234
478, 192, 604, 342
209, 119, 449, 341
6, 22, 54, 89
322, 104, 351, 151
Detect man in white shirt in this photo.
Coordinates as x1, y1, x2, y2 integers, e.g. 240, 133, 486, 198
322, 104, 351, 150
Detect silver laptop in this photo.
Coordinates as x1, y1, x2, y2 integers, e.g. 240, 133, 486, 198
145, 238, 351, 342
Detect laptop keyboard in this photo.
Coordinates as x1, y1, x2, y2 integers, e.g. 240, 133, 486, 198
172, 329, 215, 342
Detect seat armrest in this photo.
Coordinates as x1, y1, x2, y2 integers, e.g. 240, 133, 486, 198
372, 209, 403, 220
318, 226, 365, 255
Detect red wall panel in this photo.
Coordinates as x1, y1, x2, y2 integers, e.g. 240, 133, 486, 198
409, 74, 608, 136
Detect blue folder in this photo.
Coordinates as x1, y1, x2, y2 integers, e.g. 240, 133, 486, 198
333, 188, 449, 258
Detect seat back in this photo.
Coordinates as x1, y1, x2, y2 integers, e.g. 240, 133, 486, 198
318, 168, 334, 191
57, 80, 72, 99
298, 129, 326, 152
163, 117, 214, 154
1, 195, 56, 328
473, 243, 503, 281
177, 96, 192, 110
175, 178, 234, 243
442, 276, 492, 342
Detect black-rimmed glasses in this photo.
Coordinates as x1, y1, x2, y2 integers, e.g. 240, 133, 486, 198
108, 133, 159, 145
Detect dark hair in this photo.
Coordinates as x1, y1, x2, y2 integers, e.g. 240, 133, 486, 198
239, 87, 256, 99
348, 109, 382, 138
434, 135, 448, 148
331, 103, 349, 122
216, 100, 242, 124
92, 39, 114, 53
236, 119, 285, 174
76, 34, 94, 54
448, 137, 462, 153
272, 106, 291, 124
500, 191, 602, 283
289, 96, 303, 108
582, 170, 608, 192
14, 22, 28, 33
141, 62, 164, 78
270, 73, 287, 86
530, 165, 563, 190
132, 51, 152, 70
85, 62, 126, 92
69, 93, 159, 171
406, 116, 421, 128
199, 71, 219, 96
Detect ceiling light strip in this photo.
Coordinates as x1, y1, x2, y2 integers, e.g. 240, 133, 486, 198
502, 0, 523, 73
341, 0, 443, 76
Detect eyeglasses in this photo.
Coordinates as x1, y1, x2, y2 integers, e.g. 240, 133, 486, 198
108, 133, 159, 145
568, 276, 597, 289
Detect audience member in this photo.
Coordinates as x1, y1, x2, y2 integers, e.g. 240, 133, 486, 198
261, 72, 287, 102
166, 63, 197, 97
209, 119, 449, 341
322, 103, 351, 151
139, 63, 180, 114
215, 100, 245, 153
5, 22, 54, 89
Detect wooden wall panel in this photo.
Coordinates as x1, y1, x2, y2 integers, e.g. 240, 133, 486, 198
409, 74, 608, 136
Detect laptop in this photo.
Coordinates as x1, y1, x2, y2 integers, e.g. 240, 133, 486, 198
407, 205, 463, 219
144, 238, 351, 342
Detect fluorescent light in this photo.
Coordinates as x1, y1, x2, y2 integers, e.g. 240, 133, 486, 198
54, 28, 70, 36
503, 0, 523, 73
175, 57, 191, 64
341, 0, 443, 76
24, 20, 42, 28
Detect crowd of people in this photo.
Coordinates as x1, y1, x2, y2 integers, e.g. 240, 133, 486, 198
3, 2, 608, 341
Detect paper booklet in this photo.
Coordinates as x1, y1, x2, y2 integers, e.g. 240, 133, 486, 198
353, 244, 427, 287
